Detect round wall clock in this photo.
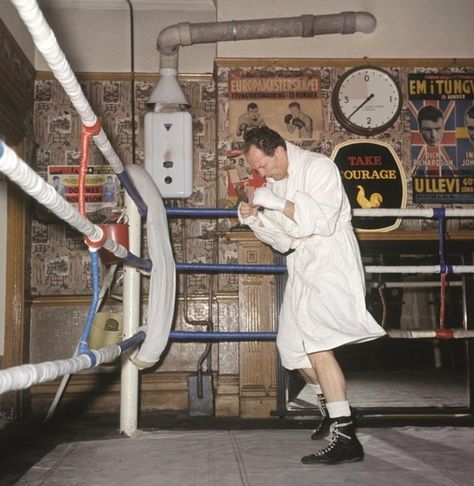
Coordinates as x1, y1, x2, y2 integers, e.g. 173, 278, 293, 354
331, 66, 402, 136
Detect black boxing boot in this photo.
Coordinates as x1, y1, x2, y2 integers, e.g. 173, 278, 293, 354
310, 393, 331, 440
302, 417, 364, 465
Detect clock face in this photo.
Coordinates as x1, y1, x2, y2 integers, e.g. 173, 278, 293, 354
332, 66, 402, 136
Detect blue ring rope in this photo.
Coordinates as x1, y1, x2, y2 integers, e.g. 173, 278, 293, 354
434, 208, 447, 270
119, 330, 147, 351
78, 250, 101, 365
166, 208, 238, 218
117, 170, 148, 217
169, 331, 277, 341
176, 263, 286, 273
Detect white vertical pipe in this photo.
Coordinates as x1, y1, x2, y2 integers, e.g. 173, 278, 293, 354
120, 192, 141, 437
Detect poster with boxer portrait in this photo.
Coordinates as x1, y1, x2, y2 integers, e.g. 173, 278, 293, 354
228, 69, 323, 146
408, 72, 474, 203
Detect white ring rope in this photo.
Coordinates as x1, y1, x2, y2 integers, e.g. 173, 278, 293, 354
387, 330, 474, 339
370, 281, 463, 288
0, 142, 127, 259
0, 344, 120, 395
353, 208, 474, 217
10, 0, 125, 174
365, 265, 474, 274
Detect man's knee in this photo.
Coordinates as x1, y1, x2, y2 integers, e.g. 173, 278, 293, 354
308, 349, 335, 367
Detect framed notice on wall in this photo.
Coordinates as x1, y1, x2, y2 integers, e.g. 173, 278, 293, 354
227, 69, 324, 147
408, 72, 474, 203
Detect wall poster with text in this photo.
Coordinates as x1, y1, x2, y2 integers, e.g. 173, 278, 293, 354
228, 69, 324, 148
408, 72, 474, 203
47, 165, 121, 211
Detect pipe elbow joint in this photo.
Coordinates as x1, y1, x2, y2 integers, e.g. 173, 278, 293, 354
157, 25, 180, 55
353, 11, 377, 34
157, 22, 191, 55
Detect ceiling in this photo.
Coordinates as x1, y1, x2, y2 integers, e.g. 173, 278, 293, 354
37, 0, 216, 10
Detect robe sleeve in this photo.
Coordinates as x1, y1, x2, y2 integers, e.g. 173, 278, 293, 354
285, 156, 345, 238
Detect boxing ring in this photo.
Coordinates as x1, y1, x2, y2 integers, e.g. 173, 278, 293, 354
1, 139, 474, 400
1, 0, 474, 433
2, 3, 474, 485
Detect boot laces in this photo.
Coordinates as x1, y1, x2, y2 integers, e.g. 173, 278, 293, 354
313, 421, 352, 456
317, 393, 327, 417
311, 413, 328, 434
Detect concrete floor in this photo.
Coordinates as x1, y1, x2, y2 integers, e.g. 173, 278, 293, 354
1, 413, 473, 486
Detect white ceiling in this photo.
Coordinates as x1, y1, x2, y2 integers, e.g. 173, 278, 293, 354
37, 0, 216, 10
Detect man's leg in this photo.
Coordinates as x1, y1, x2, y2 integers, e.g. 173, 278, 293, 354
298, 368, 330, 439
301, 350, 363, 464
308, 350, 347, 405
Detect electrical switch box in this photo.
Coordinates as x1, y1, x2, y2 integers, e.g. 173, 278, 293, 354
144, 111, 193, 198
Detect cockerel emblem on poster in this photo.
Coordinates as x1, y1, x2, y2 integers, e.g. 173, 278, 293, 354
332, 140, 407, 232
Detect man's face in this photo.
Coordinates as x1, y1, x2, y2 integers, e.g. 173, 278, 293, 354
245, 145, 288, 181
420, 118, 444, 147
289, 106, 299, 116
466, 115, 474, 144
248, 107, 259, 121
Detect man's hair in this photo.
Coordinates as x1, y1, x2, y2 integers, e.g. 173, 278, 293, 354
288, 101, 300, 109
417, 105, 443, 125
465, 105, 474, 121
243, 127, 286, 155
247, 102, 259, 111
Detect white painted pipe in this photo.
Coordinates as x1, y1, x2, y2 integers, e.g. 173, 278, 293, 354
120, 191, 141, 437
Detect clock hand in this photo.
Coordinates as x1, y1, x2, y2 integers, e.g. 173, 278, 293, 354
347, 93, 375, 120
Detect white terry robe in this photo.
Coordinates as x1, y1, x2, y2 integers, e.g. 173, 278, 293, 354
247, 142, 385, 370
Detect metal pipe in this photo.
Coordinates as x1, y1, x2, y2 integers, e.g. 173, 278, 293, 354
157, 12, 376, 69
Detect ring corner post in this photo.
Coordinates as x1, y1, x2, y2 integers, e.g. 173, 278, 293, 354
120, 191, 142, 437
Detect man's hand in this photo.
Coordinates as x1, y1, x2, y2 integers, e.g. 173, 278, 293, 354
237, 123, 248, 136
292, 117, 305, 129
253, 187, 286, 212
238, 202, 258, 225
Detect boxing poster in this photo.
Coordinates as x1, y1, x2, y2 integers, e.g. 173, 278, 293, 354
222, 149, 266, 207
408, 72, 474, 203
228, 69, 323, 147
47, 165, 120, 211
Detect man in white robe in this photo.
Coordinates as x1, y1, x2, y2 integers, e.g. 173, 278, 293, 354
238, 127, 385, 465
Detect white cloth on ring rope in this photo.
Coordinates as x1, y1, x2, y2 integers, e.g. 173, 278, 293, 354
126, 165, 176, 369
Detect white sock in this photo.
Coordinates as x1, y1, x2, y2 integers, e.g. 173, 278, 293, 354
306, 383, 323, 396
306, 383, 327, 416
326, 400, 351, 418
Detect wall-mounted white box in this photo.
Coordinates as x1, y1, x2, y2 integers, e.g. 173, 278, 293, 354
144, 111, 193, 198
